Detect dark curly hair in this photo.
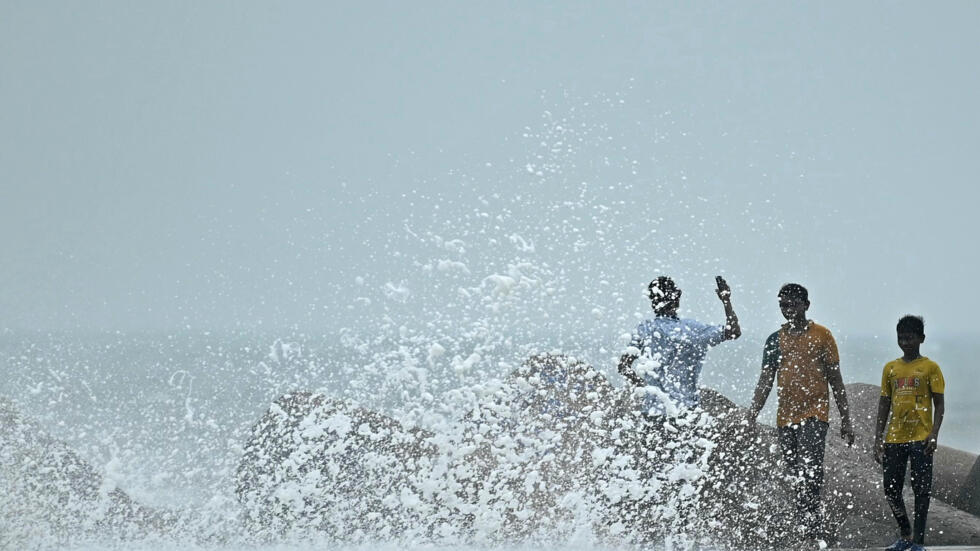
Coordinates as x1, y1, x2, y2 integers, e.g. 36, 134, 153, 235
896, 315, 924, 336
778, 283, 809, 302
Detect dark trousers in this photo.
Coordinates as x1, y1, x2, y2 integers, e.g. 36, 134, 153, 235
777, 417, 829, 538
883, 440, 934, 544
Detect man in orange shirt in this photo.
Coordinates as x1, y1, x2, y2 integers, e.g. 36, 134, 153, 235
747, 283, 855, 546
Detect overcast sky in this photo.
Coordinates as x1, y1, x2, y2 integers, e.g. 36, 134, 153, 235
2, 1, 979, 340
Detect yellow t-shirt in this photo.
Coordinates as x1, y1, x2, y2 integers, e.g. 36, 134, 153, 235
881, 356, 945, 444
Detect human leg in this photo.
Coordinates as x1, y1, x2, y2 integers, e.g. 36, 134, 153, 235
883, 442, 913, 540
796, 418, 829, 538
777, 424, 807, 533
908, 441, 934, 545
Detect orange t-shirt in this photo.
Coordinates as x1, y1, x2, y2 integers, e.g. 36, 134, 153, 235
774, 321, 839, 427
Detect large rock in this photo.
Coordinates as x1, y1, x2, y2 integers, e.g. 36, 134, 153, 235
960, 456, 980, 517
234, 355, 796, 546
234, 390, 437, 539
234, 354, 619, 540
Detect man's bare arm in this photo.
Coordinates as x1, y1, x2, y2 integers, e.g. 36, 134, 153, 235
747, 332, 780, 423
824, 362, 854, 445
747, 363, 777, 422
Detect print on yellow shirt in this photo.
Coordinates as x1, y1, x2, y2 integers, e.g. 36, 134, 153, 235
880, 356, 945, 444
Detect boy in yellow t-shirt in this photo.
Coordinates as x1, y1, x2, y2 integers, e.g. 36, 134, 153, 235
874, 315, 946, 551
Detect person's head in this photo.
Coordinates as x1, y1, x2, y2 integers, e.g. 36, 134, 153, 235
896, 315, 925, 354
648, 276, 681, 317
777, 283, 810, 322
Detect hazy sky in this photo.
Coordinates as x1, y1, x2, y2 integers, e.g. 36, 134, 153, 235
2, 1, 979, 339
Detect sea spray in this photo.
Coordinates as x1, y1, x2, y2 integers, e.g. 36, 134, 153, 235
233, 353, 799, 549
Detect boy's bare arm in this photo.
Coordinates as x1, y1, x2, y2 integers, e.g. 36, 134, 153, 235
824, 362, 855, 445
925, 393, 944, 455
873, 395, 891, 464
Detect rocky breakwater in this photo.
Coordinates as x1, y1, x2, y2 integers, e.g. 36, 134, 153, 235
234, 359, 980, 548
235, 355, 795, 547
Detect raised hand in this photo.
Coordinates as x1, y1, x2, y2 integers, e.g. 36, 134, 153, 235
715, 275, 741, 340
715, 276, 732, 301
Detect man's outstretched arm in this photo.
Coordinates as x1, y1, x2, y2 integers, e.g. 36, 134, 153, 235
715, 276, 741, 341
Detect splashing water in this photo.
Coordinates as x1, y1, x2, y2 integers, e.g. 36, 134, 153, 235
1, 102, 805, 550
1, 346, 797, 550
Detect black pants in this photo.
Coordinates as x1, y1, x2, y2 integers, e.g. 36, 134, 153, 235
777, 417, 828, 539
883, 440, 933, 544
